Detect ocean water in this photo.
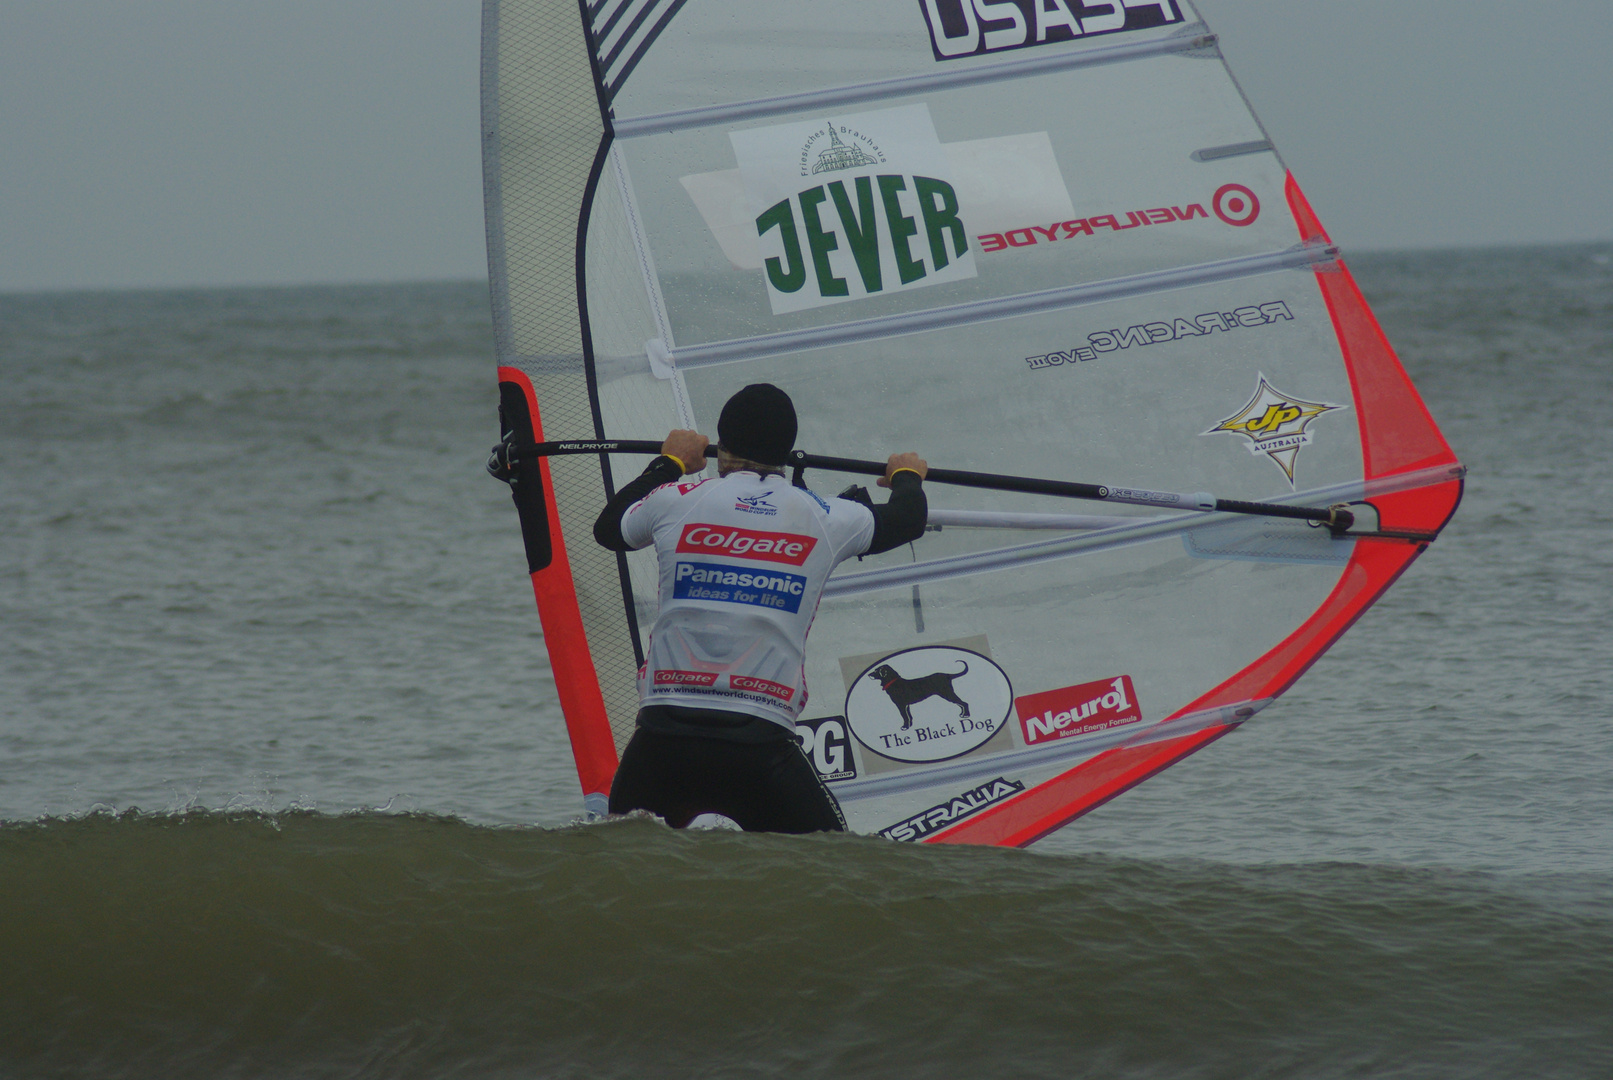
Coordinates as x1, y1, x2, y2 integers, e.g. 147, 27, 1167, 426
3, 246, 1612, 1077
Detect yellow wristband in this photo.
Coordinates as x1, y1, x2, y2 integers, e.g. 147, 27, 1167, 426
661, 453, 686, 474
890, 467, 921, 480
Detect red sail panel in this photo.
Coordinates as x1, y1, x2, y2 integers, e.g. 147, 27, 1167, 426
499, 367, 619, 800
931, 177, 1462, 847
1284, 175, 1460, 490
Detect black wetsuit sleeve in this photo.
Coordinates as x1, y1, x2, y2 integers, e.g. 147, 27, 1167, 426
593, 456, 684, 552
864, 471, 927, 556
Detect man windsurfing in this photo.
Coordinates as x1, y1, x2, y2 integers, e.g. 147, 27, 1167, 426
593, 383, 927, 832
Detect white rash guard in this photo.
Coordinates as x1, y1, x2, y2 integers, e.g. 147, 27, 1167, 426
618, 470, 875, 730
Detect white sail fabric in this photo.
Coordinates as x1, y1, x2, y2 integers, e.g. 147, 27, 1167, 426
483, 0, 1462, 842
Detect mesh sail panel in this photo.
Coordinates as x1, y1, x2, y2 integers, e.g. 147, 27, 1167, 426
482, 0, 640, 761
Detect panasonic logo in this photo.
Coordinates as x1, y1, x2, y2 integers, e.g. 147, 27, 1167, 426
671, 561, 810, 614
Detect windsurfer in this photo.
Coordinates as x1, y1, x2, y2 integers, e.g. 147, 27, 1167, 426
593, 383, 928, 832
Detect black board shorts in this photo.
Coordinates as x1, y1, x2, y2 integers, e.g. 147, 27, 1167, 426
608, 707, 846, 834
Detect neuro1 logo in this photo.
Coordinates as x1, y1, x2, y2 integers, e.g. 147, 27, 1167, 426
1016, 676, 1142, 746
1203, 374, 1347, 485
918, 0, 1184, 61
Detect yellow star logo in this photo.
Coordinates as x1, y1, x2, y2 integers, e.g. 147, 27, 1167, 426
1204, 375, 1346, 484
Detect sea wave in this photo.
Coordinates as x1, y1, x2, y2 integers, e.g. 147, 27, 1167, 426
2, 810, 1610, 1079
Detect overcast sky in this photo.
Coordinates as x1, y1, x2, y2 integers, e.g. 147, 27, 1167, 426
3, 1, 1609, 293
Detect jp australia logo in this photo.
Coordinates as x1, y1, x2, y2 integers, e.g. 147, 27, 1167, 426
1025, 300, 1293, 370
879, 777, 1025, 842
676, 524, 815, 565
1016, 676, 1142, 746
800, 119, 885, 177
980, 184, 1261, 254
918, 0, 1185, 62
846, 646, 1013, 763
731, 104, 977, 316
796, 715, 857, 782
733, 493, 779, 517
672, 561, 807, 613
1204, 374, 1347, 485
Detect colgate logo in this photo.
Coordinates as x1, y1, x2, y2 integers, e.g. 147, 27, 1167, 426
654, 670, 717, 687
676, 524, 816, 566
730, 675, 795, 702
1016, 675, 1141, 745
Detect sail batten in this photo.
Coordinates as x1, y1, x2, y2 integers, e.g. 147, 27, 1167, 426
1192, 140, 1276, 162
612, 29, 1215, 138
825, 464, 1463, 599
926, 510, 1139, 530
666, 243, 1338, 370
825, 513, 1278, 598
833, 697, 1262, 804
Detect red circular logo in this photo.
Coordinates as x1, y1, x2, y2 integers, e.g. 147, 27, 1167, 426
1212, 183, 1261, 227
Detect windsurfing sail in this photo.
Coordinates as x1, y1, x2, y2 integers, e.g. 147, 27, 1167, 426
480, 0, 1462, 844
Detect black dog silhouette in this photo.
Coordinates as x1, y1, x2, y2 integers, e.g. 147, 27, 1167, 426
868, 662, 971, 730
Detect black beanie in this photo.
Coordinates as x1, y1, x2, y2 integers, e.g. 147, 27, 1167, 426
717, 383, 797, 465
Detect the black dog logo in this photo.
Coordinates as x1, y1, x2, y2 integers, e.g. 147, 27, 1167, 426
868, 662, 971, 730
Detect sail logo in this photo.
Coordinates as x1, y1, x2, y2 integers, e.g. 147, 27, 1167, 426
981, 203, 1208, 251
1026, 301, 1295, 369
918, 0, 1184, 62
798, 120, 885, 177
1212, 183, 1260, 227
846, 646, 1013, 763
1204, 374, 1347, 485
796, 715, 857, 782
672, 561, 808, 613
879, 777, 1025, 842
980, 184, 1260, 254
753, 173, 970, 310
732, 104, 977, 315
1016, 676, 1141, 746
676, 524, 817, 566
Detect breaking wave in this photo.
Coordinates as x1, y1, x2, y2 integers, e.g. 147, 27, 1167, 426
3, 810, 1610, 1079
